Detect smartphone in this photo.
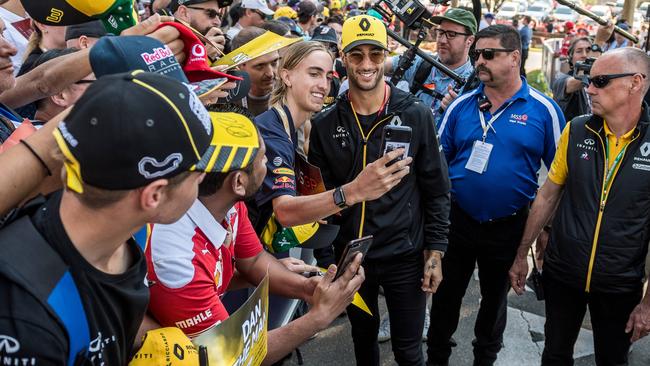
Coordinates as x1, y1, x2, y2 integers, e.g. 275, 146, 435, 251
379, 125, 412, 166
334, 236, 373, 280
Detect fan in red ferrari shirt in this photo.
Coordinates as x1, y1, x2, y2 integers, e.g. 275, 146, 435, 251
143, 106, 365, 365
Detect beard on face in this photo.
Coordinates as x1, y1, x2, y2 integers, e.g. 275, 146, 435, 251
348, 67, 383, 92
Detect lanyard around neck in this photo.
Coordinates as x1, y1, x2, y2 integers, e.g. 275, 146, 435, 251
601, 136, 630, 207
349, 83, 389, 140
272, 104, 292, 143
478, 99, 515, 142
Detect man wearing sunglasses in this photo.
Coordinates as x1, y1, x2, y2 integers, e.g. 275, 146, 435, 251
433, 24, 565, 366
510, 47, 650, 366
225, 0, 274, 40
551, 23, 613, 123
385, 8, 476, 126
171, 0, 226, 59
309, 15, 451, 366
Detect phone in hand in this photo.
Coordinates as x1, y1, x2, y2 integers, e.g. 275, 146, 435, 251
379, 125, 412, 166
334, 235, 373, 280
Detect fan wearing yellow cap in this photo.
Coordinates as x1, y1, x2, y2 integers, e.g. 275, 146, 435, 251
143, 104, 365, 365
308, 14, 451, 365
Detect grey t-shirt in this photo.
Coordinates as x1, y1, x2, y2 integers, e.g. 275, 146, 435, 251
552, 71, 591, 122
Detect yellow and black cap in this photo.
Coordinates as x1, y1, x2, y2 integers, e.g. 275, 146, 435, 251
21, 0, 136, 34
203, 111, 260, 173
53, 70, 220, 193
341, 15, 388, 53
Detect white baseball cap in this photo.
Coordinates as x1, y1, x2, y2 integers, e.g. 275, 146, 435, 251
241, 0, 274, 15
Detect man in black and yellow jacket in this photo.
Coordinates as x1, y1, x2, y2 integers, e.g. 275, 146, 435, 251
309, 15, 450, 366
509, 47, 650, 366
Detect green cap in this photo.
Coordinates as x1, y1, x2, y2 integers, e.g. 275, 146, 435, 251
431, 8, 477, 35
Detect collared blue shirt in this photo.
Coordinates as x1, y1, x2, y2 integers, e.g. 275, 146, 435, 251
520, 25, 532, 50
392, 54, 474, 126
438, 77, 566, 222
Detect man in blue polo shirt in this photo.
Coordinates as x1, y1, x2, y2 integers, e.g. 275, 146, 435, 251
386, 8, 476, 126
427, 25, 565, 366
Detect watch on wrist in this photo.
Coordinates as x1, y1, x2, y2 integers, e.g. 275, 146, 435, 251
333, 186, 348, 209
590, 44, 603, 53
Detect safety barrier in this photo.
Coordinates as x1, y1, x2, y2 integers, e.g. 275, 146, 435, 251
541, 37, 564, 88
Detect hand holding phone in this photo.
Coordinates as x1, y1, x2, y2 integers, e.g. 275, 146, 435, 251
334, 236, 373, 280
380, 125, 412, 166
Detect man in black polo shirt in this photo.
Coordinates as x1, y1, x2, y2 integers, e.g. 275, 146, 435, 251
0, 71, 222, 364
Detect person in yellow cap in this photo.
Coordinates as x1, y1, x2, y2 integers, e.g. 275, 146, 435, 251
308, 14, 450, 365
143, 104, 366, 365
273, 5, 298, 20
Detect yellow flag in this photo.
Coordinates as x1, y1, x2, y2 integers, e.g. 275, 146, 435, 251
319, 268, 372, 316
215, 31, 300, 69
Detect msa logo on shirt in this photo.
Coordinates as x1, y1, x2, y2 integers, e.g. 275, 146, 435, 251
509, 113, 528, 125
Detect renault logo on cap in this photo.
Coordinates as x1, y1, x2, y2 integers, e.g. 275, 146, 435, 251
359, 18, 371, 31
641, 142, 650, 157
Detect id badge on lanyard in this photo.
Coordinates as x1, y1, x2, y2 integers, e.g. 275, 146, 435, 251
465, 101, 514, 174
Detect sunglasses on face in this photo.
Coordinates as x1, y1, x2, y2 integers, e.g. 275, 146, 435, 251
346, 49, 386, 65
471, 48, 516, 61
587, 73, 647, 88
252, 9, 267, 19
187, 6, 222, 19
434, 28, 471, 40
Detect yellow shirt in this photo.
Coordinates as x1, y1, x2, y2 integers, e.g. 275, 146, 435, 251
547, 121, 635, 185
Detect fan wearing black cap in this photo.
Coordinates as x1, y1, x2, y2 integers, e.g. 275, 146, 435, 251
297, 0, 320, 36
308, 15, 450, 365
144, 105, 365, 365
311, 24, 341, 106
171, 0, 226, 59
0, 71, 222, 364
64, 20, 108, 49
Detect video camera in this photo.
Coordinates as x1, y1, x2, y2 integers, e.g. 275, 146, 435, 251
375, 0, 448, 30
372, 0, 465, 91
574, 57, 595, 75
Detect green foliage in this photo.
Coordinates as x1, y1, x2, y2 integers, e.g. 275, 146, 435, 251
527, 69, 553, 97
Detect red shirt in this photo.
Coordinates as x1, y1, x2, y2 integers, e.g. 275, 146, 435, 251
145, 200, 262, 337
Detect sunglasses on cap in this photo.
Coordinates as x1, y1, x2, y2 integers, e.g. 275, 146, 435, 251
187, 6, 224, 19
435, 29, 471, 40
587, 73, 647, 88
346, 49, 386, 65
471, 48, 516, 61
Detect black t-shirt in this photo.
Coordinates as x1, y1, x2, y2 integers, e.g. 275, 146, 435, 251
0, 191, 149, 365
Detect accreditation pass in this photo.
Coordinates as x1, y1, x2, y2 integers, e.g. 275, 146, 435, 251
465, 140, 493, 174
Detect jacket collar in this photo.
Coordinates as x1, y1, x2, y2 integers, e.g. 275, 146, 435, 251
585, 102, 650, 138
